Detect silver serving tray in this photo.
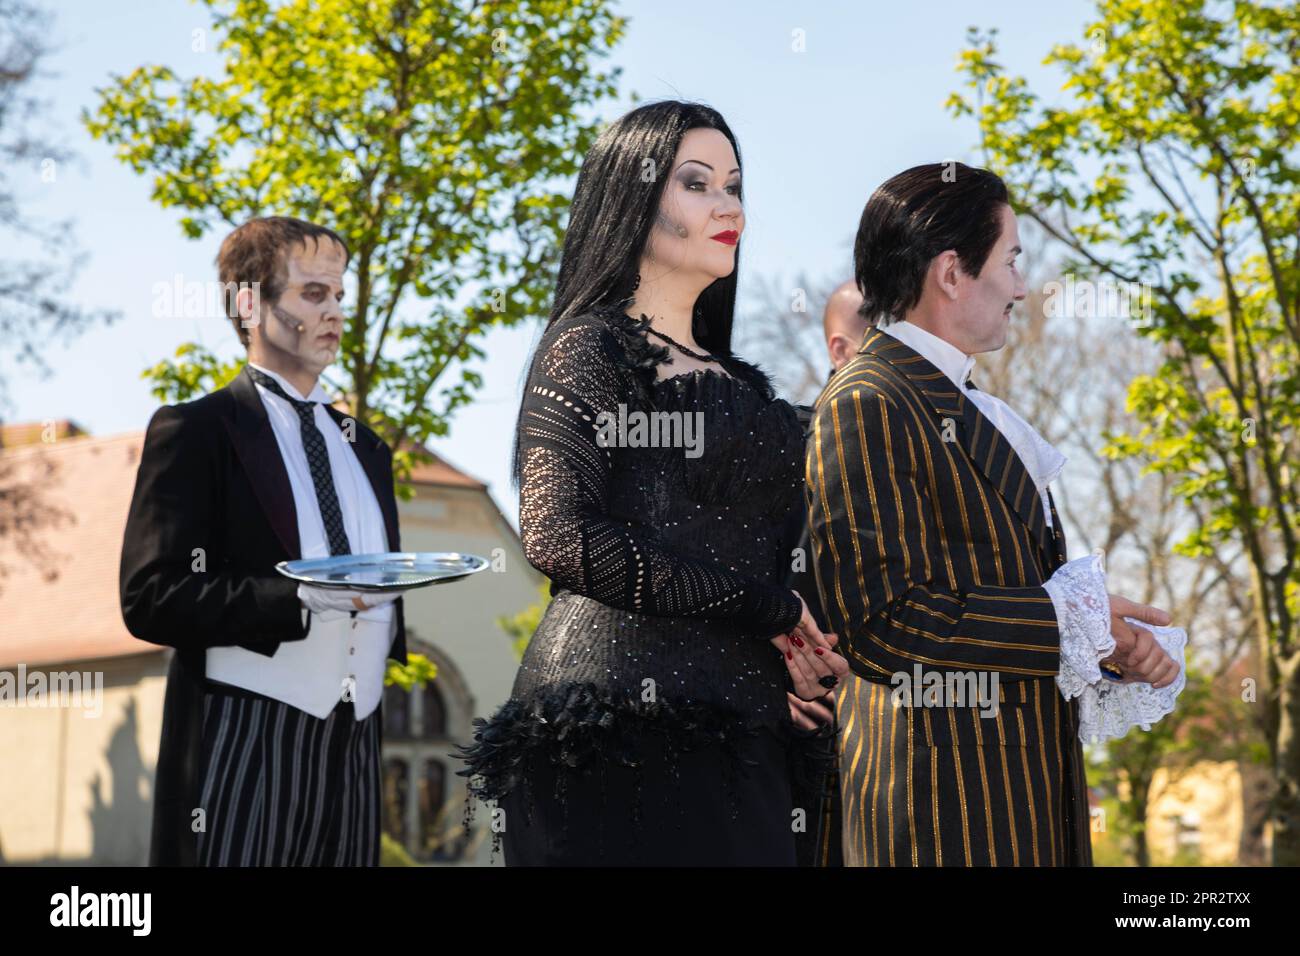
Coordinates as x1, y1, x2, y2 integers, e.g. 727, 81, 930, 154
276, 552, 490, 591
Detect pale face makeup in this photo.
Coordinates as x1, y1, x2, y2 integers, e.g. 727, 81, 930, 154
245, 237, 348, 388
641, 127, 744, 285
957, 203, 1026, 354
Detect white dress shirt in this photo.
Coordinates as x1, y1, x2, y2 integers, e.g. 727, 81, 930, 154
880, 320, 1065, 527
206, 362, 396, 720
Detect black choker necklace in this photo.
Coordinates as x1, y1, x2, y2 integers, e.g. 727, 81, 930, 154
636, 316, 718, 363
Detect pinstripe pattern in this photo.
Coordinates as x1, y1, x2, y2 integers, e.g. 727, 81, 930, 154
194, 687, 382, 866
808, 329, 1091, 866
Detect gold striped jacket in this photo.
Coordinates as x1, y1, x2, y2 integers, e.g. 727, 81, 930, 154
805, 327, 1093, 866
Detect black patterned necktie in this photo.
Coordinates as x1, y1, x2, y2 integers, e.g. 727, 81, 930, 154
246, 366, 352, 556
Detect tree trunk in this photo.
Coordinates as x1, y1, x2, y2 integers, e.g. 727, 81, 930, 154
1272, 651, 1300, 865
1238, 756, 1270, 866
1133, 795, 1151, 868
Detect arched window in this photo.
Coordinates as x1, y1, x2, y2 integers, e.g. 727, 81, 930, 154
378, 648, 471, 863
383, 683, 411, 739
419, 760, 447, 857
382, 757, 409, 846
420, 682, 446, 738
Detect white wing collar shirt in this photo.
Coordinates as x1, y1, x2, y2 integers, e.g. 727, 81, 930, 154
879, 319, 1065, 526
879, 320, 1185, 742
206, 362, 397, 720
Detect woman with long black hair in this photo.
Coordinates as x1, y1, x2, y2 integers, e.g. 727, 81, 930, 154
456, 100, 849, 865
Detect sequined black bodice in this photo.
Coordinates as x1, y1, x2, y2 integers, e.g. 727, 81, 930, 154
514, 309, 805, 631
458, 307, 807, 801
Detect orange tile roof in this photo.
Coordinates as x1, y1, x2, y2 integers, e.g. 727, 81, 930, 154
0, 419, 86, 448
406, 450, 486, 490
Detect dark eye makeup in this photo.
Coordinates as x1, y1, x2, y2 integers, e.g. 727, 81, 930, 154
681, 176, 741, 195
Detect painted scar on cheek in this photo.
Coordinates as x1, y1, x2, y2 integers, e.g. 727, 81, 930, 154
271, 304, 305, 334
656, 210, 688, 238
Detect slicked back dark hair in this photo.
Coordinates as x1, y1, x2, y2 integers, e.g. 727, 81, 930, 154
511, 100, 743, 489
852, 162, 1009, 326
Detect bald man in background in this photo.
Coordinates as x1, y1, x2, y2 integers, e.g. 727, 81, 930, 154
786, 279, 871, 867
823, 279, 873, 373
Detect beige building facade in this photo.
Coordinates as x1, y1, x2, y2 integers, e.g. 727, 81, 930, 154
0, 424, 538, 865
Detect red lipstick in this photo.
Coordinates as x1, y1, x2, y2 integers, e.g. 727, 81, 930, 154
710, 230, 738, 246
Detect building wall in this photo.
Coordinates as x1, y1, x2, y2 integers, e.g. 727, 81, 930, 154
1146, 761, 1244, 865
0, 652, 168, 865
395, 483, 542, 866
398, 484, 535, 727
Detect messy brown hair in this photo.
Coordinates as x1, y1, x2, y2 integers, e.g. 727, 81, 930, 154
216, 216, 349, 347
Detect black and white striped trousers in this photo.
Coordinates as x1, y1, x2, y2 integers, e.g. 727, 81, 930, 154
194, 683, 382, 866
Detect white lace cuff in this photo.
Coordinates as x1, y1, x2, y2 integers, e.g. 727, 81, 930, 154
1043, 552, 1113, 693
1043, 553, 1188, 743
1073, 621, 1188, 744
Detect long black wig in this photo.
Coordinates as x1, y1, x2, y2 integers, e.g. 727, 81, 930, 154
510, 100, 745, 490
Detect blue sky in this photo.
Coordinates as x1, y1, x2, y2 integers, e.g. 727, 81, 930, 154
6, 0, 1100, 527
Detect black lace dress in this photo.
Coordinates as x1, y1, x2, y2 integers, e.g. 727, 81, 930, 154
456, 306, 815, 865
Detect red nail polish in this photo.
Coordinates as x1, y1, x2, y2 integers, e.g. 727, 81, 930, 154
792, 635, 804, 647
787, 651, 794, 660
815, 648, 824, 656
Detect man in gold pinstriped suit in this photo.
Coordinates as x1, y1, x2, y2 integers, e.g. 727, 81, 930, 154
805, 163, 1177, 866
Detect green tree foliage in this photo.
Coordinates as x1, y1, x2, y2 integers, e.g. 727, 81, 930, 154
949, 1, 1300, 863
497, 581, 551, 659
84, 0, 625, 495
385, 650, 438, 692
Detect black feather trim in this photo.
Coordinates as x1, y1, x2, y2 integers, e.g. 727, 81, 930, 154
591, 306, 780, 404
451, 682, 770, 803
